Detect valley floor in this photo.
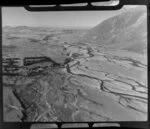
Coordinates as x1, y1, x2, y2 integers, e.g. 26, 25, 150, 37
3, 40, 147, 122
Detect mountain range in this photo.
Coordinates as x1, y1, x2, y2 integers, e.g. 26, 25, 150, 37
83, 6, 147, 54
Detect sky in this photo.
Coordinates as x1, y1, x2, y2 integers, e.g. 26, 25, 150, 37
2, 6, 140, 29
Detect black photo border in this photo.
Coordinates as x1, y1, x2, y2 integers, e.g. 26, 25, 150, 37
0, 0, 149, 129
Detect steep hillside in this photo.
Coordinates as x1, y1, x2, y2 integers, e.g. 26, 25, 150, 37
83, 7, 147, 53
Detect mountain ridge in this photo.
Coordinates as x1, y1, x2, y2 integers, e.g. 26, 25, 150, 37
82, 7, 147, 54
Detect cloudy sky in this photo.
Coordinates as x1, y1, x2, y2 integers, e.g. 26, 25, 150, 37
2, 5, 143, 28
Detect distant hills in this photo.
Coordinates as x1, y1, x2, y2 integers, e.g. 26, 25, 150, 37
3, 6, 147, 54
83, 6, 147, 54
